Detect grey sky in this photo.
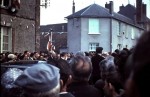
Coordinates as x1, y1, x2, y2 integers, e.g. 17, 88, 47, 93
40, 0, 150, 25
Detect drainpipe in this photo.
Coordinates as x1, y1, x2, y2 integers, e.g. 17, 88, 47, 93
109, 1, 113, 52
35, 0, 37, 51
110, 18, 112, 52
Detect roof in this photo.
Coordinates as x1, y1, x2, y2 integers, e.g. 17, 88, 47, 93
66, 3, 143, 28
40, 23, 67, 32
118, 4, 150, 22
118, 4, 136, 20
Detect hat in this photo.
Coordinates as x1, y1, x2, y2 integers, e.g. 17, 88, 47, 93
96, 47, 103, 53
8, 54, 16, 59
1, 68, 23, 89
15, 64, 60, 93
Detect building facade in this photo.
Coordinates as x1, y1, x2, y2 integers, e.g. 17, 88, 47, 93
40, 23, 67, 53
0, 0, 40, 53
66, 1, 144, 53
118, 0, 150, 31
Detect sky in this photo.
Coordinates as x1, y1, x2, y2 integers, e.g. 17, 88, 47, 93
40, 0, 150, 25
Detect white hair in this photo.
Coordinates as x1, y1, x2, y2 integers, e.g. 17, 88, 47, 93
26, 83, 60, 97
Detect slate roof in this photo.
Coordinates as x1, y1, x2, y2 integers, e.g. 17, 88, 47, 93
66, 3, 143, 28
118, 4, 136, 20
118, 4, 150, 22
40, 23, 67, 32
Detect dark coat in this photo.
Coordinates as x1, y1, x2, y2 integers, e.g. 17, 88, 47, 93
91, 54, 105, 84
60, 92, 75, 97
67, 81, 102, 97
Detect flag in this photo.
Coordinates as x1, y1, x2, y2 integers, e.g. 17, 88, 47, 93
47, 35, 52, 51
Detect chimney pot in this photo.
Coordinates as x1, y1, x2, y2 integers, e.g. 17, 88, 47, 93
109, 1, 114, 14
119, 4, 124, 11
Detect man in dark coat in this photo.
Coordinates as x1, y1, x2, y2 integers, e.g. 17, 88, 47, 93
91, 47, 105, 84
67, 55, 102, 97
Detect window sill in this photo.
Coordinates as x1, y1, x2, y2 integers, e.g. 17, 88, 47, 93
0, 5, 8, 9
88, 33, 101, 35
117, 34, 121, 37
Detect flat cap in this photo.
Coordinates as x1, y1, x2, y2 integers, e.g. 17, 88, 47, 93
15, 63, 60, 93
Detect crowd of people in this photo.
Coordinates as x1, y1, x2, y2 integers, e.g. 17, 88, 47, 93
1, 30, 150, 97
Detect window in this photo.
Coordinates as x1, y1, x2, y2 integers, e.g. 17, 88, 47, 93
88, 19, 100, 34
117, 22, 121, 36
131, 28, 135, 39
0, 0, 10, 7
125, 25, 128, 38
125, 31, 128, 38
0, 26, 12, 53
89, 43, 99, 51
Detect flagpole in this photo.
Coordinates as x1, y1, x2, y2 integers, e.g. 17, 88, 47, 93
50, 28, 53, 51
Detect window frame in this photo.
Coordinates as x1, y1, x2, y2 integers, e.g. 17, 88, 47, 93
0, 26, 12, 53
117, 22, 121, 37
88, 18, 100, 34
0, 0, 10, 8
89, 43, 99, 51
131, 28, 135, 39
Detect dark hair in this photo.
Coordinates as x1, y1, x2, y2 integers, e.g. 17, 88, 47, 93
69, 56, 92, 81
1, 87, 25, 97
131, 31, 150, 97
60, 52, 67, 57
96, 47, 103, 54
24, 51, 28, 54
56, 60, 72, 86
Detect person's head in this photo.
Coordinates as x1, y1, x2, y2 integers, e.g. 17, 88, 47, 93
75, 51, 85, 57
60, 52, 68, 60
114, 49, 120, 55
24, 50, 30, 57
56, 60, 72, 91
34, 52, 40, 59
69, 55, 92, 82
15, 63, 60, 97
7, 54, 17, 61
99, 56, 117, 80
99, 56, 122, 93
125, 31, 150, 97
96, 47, 103, 54
1, 68, 24, 97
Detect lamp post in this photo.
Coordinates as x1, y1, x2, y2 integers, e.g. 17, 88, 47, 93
41, 0, 50, 8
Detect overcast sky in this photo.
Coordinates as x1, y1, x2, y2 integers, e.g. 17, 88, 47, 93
40, 0, 150, 25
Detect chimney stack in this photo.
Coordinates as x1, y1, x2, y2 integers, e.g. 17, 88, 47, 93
105, 2, 109, 9
136, 0, 142, 22
119, 4, 124, 11
109, 1, 114, 15
105, 1, 114, 15
72, 0, 75, 14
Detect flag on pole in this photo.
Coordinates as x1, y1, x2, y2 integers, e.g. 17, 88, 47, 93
47, 35, 52, 51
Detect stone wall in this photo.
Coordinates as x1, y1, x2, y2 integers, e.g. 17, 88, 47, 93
0, 0, 40, 53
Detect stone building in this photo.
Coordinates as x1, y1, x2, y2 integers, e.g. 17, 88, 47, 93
0, 0, 40, 53
40, 23, 67, 53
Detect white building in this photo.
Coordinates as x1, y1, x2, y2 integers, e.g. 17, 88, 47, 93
66, 1, 144, 53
